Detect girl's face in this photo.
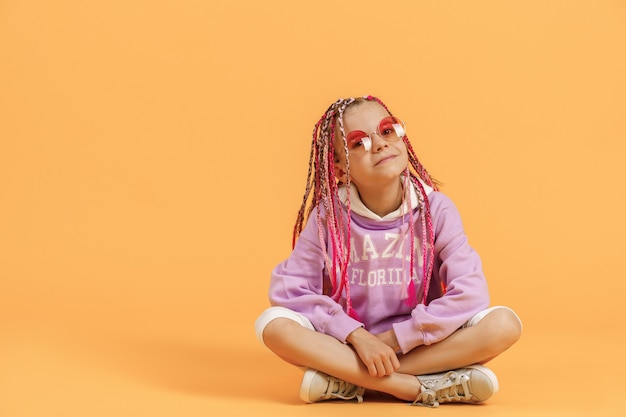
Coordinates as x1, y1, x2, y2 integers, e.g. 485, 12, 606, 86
334, 101, 409, 190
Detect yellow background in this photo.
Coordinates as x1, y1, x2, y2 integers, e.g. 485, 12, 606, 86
1, 1, 625, 416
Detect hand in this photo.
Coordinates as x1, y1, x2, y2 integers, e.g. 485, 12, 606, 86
346, 327, 400, 377
375, 329, 401, 353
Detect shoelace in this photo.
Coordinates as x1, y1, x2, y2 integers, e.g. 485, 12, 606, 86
324, 377, 365, 403
412, 371, 471, 408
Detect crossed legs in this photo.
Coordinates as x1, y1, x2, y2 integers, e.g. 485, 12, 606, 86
258, 306, 521, 402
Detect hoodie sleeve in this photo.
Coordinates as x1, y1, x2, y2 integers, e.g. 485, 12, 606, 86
268, 207, 363, 343
392, 192, 490, 354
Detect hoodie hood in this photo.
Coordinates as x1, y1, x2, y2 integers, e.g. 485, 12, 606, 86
337, 176, 434, 221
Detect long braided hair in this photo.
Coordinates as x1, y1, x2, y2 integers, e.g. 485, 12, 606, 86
293, 95, 440, 318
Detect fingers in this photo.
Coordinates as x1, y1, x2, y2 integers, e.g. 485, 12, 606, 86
391, 352, 401, 370
349, 328, 401, 377
366, 361, 379, 377
366, 352, 400, 377
382, 358, 395, 376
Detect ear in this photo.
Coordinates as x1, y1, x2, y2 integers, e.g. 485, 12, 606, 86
334, 160, 349, 183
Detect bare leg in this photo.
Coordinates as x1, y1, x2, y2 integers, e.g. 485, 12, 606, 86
262, 318, 421, 401
262, 307, 521, 401
397, 308, 522, 375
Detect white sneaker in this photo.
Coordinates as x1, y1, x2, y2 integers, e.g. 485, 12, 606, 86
413, 365, 499, 407
299, 369, 365, 403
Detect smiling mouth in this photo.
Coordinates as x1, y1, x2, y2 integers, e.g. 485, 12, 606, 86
375, 155, 396, 166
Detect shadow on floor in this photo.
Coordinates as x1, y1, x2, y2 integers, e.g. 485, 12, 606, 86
79, 336, 303, 402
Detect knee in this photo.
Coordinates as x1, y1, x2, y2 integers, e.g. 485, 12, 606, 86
261, 318, 299, 349
486, 308, 522, 350
255, 306, 309, 346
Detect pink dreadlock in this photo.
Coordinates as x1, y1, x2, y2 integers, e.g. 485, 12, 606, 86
292, 96, 441, 318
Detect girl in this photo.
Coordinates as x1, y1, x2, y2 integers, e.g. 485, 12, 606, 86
254, 95, 522, 407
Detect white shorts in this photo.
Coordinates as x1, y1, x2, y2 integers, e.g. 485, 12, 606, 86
254, 305, 522, 347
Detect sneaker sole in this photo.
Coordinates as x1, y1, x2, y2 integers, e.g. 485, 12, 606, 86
299, 368, 318, 403
466, 364, 499, 395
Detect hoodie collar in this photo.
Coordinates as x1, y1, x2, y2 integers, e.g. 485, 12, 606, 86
337, 176, 434, 221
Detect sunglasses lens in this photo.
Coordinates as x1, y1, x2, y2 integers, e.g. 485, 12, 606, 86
346, 131, 372, 153
344, 116, 405, 155
378, 116, 405, 140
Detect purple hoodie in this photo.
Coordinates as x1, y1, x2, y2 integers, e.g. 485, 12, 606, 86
268, 188, 489, 354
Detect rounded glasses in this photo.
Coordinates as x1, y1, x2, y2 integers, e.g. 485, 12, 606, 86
344, 116, 406, 155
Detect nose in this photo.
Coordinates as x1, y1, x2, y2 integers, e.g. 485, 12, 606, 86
370, 132, 389, 152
